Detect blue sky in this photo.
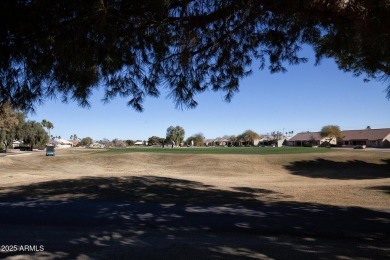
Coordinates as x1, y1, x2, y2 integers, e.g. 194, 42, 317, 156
29, 47, 390, 141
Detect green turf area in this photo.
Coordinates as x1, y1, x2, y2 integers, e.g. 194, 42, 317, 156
101, 146, 337, 155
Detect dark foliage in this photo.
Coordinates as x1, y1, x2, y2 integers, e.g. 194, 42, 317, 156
285, 158, 390, 180
1, 0, 389, 111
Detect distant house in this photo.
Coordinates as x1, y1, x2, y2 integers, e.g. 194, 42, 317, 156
277, 139, 289, 147
258, 136, 273, 146
252, 138, 261, 146
214, 138, 231, 146
258, 136, 288, 147
288, 132, 337, 147
205, 138, 262, 147
340, 128, 390, 148
12, 140, 21, 148
52, 138, 73, 149
68, 140, 80, 147
134, 141, 144, 145
204, 139, 214, 146
288, 128, 390, 148
204, 138, 232, 146
90, 143, 105, 148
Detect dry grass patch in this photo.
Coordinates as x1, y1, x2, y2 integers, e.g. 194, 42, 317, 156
0, 148, 389, 209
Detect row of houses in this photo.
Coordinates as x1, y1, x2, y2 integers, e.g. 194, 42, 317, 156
203, 128, 390, 148
288, 128, 390, 148
11, 128, 389, 149
49, 139, 107, 148
204, 136, 286, 147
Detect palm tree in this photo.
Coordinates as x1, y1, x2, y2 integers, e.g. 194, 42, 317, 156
41, 120, 54, 140
70, 134, 78, 140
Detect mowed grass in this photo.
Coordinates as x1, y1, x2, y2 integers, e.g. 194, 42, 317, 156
101, 146, 337, 155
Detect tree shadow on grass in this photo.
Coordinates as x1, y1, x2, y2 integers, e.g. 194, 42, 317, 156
0, 176, 389, 259
232, 187, 292, 201
284, 159, 390, 180
0, 176, 257, 205
367, 185, 390, 195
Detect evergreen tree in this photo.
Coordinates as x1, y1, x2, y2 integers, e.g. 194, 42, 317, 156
1, 1, 388, 111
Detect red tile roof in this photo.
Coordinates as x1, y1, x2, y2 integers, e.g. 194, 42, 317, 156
341, 128, 390, 141
68, 140, 80, 145
289, 128, 390, 141
288, 132, 323, 141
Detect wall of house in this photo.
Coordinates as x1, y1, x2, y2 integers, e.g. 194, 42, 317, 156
319, 137, 337, 146
55, 144, 72, 149
367, 140, 381, 147
12, 141, 21, 148
252, 139, 260, 146
383, 134, 390, 148
289, 130, 390, 148
337, 139, 390, 147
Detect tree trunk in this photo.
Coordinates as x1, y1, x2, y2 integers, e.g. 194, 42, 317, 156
2, 141, 8, 153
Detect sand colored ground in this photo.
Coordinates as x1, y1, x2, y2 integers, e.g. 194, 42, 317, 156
1, 148, 389, 209
0, 148, 389, 259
